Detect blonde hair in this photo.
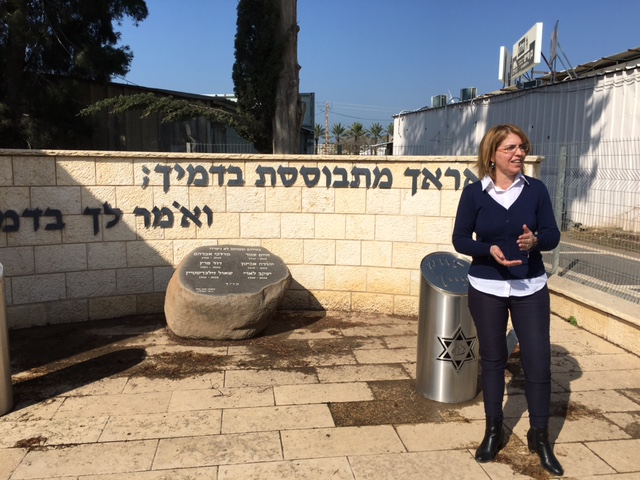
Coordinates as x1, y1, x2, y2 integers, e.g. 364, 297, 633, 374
476, 124, 530, 180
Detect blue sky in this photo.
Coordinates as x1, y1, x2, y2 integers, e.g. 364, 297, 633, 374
117, 0, 640, 130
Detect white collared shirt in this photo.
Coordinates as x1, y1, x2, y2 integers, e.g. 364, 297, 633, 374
468, 174, 547, 297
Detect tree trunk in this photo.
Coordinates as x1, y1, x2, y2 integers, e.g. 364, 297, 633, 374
4, 0, 29, 123
272, 0, 304, 154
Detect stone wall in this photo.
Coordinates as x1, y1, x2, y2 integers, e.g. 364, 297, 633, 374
0, 150, 541, 329
548, 276, 640, 353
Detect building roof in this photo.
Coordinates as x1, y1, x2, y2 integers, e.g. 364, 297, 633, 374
109, 82, 240, 112
540, 46, 640, 82
395, 46, 640, 119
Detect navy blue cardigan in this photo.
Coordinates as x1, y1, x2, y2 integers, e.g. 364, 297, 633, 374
452, 176, 560, 280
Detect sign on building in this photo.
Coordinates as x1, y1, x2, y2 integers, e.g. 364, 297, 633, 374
511, 22, 543, 80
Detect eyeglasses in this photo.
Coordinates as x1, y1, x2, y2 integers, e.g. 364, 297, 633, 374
498, 144, 529, 154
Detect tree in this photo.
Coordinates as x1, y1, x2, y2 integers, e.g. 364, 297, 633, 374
331, 122, 346, 154
314, 123, 325, 154
386, 122, 394, 142
0, 0, 149, 148
272, 0, 304, 154
233, 0, 303, 154
80, 92, 235, 129
366, 122, 385, 145
232, 0, 280, 153
346, 121, 366, 154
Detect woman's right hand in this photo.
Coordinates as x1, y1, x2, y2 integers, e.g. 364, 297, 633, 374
490, 245, 523, 267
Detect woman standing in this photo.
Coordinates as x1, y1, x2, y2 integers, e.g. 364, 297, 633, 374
452, 124, 563, 476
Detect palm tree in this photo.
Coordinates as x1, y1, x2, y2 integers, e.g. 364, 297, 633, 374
331, 122, 346, 154
314, 123, 326, 154
386, 122, 394, 142
346, 122, 367, 154
366, 122, 385, 145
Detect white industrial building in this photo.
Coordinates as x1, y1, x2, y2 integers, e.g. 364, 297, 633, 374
393, 48, 640, 154
392, 48, 640, 233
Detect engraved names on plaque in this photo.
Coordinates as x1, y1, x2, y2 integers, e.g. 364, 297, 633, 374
180, 245, 287, 295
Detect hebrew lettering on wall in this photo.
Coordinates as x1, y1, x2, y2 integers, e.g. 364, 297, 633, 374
1, 164, 476, 233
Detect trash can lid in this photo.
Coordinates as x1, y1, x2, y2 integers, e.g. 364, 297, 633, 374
420, 252, 470, 295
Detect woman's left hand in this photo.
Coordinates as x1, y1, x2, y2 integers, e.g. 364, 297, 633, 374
518, 224, 538, 251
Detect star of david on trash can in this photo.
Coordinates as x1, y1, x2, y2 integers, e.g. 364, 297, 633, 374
436, 324, 477, 373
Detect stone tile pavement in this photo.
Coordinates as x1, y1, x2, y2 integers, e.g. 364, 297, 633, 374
0, 310, 639, 479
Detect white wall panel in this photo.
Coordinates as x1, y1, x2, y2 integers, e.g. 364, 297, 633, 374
393, 66, 640, 231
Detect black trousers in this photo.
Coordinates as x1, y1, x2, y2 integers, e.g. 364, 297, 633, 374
467, 283, 552, 428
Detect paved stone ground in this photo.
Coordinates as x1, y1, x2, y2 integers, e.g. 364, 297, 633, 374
1, 310, 639, 479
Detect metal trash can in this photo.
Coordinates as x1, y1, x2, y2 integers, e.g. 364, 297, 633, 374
416, 252, 479, 403
0, 263, 13, 416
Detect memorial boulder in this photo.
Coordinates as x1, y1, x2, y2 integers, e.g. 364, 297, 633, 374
165, 245, 291, 340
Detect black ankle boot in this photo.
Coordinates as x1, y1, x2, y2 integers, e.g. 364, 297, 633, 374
527, 426, 564, 476
475, 417, 505, 463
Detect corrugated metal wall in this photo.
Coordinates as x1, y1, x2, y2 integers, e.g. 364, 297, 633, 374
394, 66, 640, 152
393, 66, 640, 232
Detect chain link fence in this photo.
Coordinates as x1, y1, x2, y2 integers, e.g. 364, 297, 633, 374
536, 139, 640, 304
186, 143, 258, 154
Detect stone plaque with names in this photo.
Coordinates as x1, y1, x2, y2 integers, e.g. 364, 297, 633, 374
181, 245, 289, 296
165, 245, 291, 340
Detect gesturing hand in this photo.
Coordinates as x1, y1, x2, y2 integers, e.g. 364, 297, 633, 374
490, 245, 523, 267
518, 224, 538, 251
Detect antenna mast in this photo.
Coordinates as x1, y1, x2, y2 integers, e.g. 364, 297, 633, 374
549, 21, 577, 81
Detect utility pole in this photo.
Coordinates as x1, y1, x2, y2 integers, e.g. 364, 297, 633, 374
324, 102, 330, 153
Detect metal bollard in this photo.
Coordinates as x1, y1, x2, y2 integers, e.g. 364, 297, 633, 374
416, 252, 479, 403
0, 263, 13, 416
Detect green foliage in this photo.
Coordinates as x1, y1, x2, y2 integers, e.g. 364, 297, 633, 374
0, 0, 148, 148
314, 123, 326, 153
79, 93, 236, 125
344, 122, 367, 154
366, 122, 386, 144
347, 122, 365, 140
568, 316, 578, 326
314, 123, 326, 138
232, 0, 284, 153
323, 120, 393, 154
330, 123, 346, 143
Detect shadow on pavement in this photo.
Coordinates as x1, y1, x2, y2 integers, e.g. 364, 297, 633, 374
11, 348, 147, 411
